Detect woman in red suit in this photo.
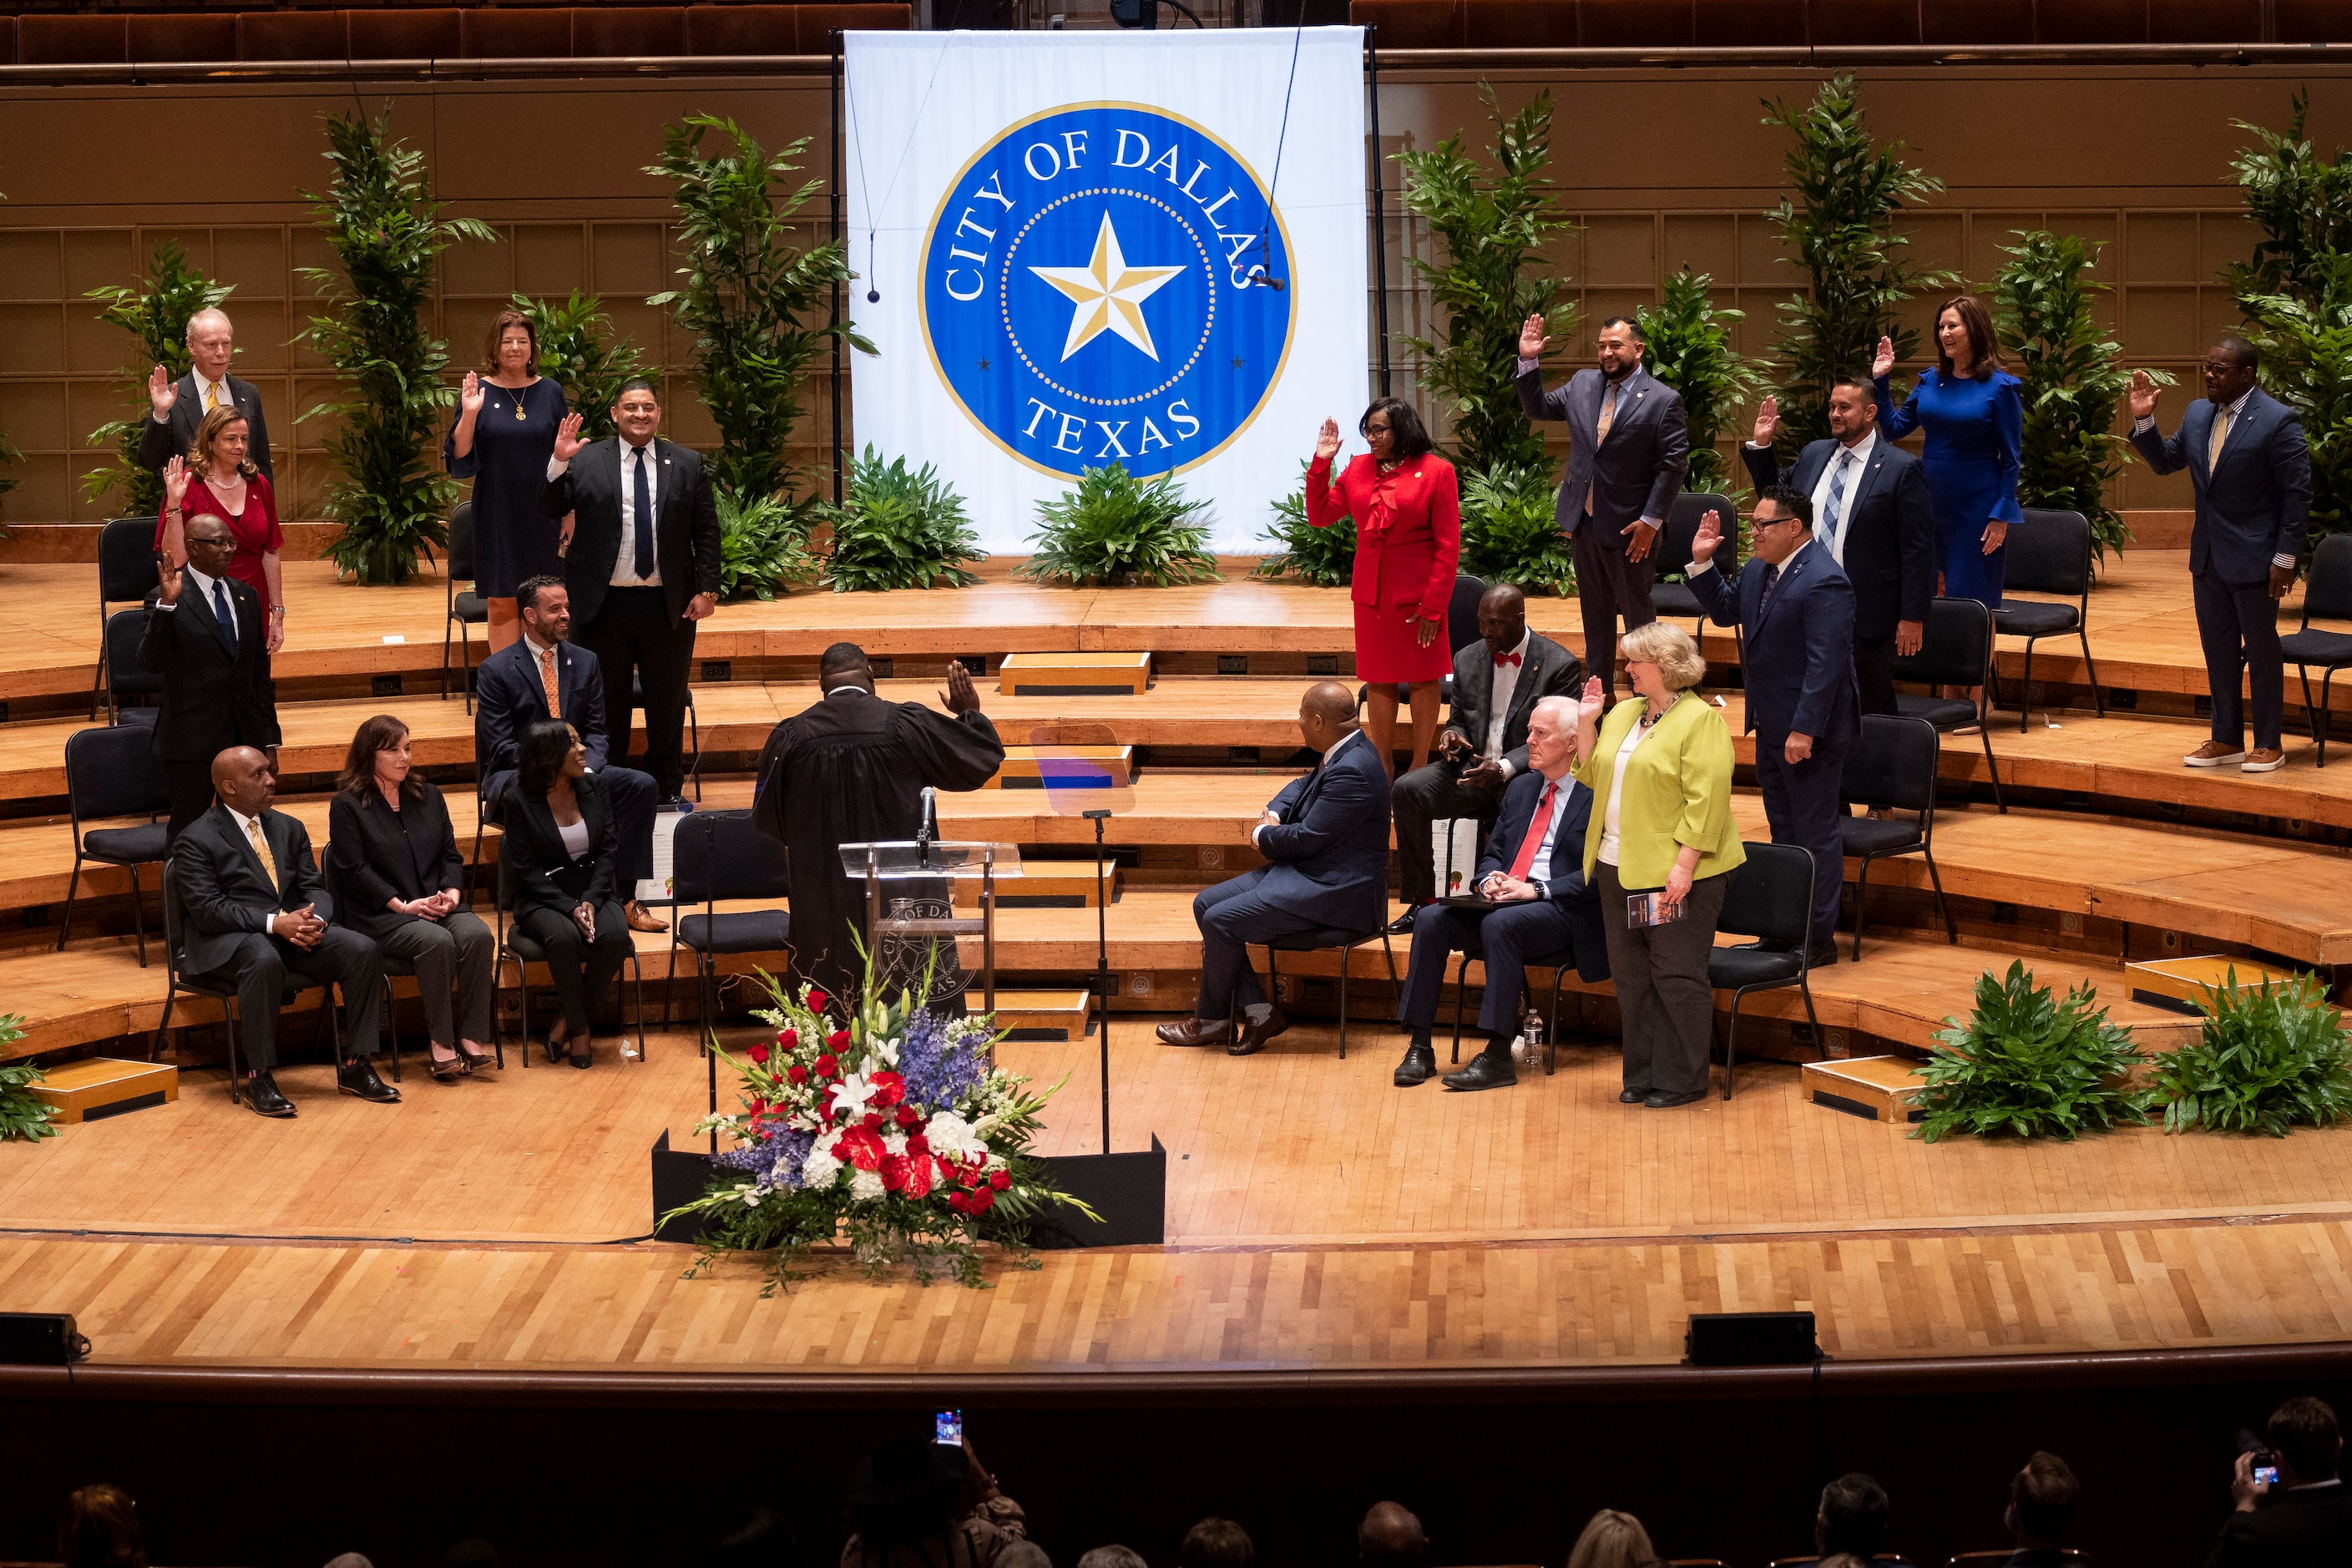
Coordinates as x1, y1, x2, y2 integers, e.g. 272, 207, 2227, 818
1306, 397, 1460, 774
157, 404, 286, 657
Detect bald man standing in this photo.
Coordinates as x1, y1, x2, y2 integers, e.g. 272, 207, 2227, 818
1158, 682, 1391, 1056
138, 307, 273, 483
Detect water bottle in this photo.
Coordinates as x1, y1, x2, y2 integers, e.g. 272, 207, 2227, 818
1516, 1005, 1544, 1065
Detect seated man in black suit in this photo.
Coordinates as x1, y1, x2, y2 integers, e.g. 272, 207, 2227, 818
1393, 695, 1607, 1093
1156, 682, 1391, 1057
473, 574, 665, 932
141, 516, 281, 840
2211, 1398, 2352, 1568
172, 746, 395, 1118
1388, 583, 1582, 933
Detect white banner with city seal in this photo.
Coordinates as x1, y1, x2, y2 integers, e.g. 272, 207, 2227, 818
844, 28, 1368, 554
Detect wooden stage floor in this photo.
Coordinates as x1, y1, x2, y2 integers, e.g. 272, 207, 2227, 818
6, 1013, 2352, 1376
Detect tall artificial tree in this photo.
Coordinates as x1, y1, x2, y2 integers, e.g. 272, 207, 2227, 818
83, 241, 233, 517
298, 111, 495, 584
2226, 89, 2352, 311
645, 114, 870, 510
516, 291, 652, 446
1636, 267, 1772, 495
1762, 73, 1955, 454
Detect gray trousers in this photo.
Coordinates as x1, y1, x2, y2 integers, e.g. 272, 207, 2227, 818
375, 911, 496, 1046
1596, 861, 1727, 1097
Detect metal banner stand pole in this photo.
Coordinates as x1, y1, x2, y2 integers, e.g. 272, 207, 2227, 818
1086, 807, 1112, 1155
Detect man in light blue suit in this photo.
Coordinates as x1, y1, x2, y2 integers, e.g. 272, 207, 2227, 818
2129, 338, 2312, 774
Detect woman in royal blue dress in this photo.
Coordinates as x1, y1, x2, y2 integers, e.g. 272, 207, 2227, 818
1873, 295, 2023, 718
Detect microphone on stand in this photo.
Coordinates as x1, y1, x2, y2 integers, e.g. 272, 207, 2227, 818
918, 787, 938, 867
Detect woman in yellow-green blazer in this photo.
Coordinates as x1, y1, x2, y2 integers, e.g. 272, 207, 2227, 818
1573, 620, 1744, 1109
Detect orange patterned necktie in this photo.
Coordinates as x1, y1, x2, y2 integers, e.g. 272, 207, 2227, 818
539, 647, 561, 719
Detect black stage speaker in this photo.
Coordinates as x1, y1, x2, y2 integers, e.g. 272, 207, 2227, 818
0, 1312, 89, 1365
1685, 1310, 1819, 1367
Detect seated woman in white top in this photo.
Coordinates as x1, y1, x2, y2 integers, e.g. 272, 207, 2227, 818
502, 718, 634, 1070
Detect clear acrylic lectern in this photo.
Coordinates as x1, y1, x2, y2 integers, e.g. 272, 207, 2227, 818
836, 840, 1024, 1016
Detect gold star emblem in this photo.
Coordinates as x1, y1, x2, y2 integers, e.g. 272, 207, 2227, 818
1029, 212, 1186, 363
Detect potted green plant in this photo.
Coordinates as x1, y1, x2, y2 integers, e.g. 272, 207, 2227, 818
1017, 464, 1220, 587
822, 448, 986, 593
2148, 969, 2352, 1136
1914, 959, 2149, 1141
1253, 460, 1354, 586
84, 241, 233, 518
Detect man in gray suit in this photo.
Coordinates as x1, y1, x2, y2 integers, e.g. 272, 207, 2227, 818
1387, 583, 1582, 931
2128, 337, 2312, 774
136, 307, 273, 483
1517, 313, 1689, 701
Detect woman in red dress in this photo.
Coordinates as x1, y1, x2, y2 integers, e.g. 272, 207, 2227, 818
1305, 397, 1460, 774
158, 404, 285, 657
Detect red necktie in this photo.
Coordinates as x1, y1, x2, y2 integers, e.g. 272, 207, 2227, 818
1493, 651, 1522, 667
1508, 783, 1557, 881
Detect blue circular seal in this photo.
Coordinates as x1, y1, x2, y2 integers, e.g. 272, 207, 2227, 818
921, 103, 1294, 481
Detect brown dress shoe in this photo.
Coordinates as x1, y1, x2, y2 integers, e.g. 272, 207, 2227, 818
1156, 1016, 1231, 1048
624, 900, 669, 933
1227, 1005, 1290, 1056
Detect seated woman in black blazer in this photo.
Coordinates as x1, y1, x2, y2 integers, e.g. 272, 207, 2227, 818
326, 714, 497, 1082
503, 717, 634, 1069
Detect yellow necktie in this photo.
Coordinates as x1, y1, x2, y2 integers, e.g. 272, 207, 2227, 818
205, 381, 221, 414
1586, 383, 1620, 514
539, 647, 562, 719
2208, 406, 2232, 469
245, 817, 278, 893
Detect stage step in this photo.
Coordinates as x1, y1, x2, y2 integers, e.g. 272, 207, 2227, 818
28, 1055, 178, 1123
1801, 1055, 1926, 1127
954, 859, 1117, 907
988, 743, 1138, 789
997, 650, 1152, 696
2126, 953, 2303, 1013
990, 988, 1091, 1039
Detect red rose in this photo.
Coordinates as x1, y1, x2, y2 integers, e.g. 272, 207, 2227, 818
869, 1070, 905, 1109
906, 1132, 930, 1156
748, 1044, 771, 1065
807, 989, 830, 1013
896, 1104, 922, 1130
966, 1187, 996, 1216
776, 1027, 797, 1049
786, 1065, 808, 1085
813, 1053, 837, 1078
746, 1096, 767, 1117
827, 1028, 851, 1050
864, 1111, 884, 1131
989, 1170, 1010, 1191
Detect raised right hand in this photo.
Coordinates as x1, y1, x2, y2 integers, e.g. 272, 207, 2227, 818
460, 370, 485, 417
1870, 336, 1896, 380
1577, 675, 1606, 726
1692, 509, 1724, 564
551, 412, 589, 463
1518, 313, 1548, 360
156, 555, 184, 606
160, 455, 190, 512
1752, 394, 1779, 448
147, 365, 176, 420
1313, 417, 1341, 463
2128, 369, 2159, 421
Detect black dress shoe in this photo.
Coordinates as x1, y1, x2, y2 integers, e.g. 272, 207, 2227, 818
1384, 906, 1424, 936
1619, 1087, 1647, 1104
1393, 1043, 1437, 1086
1804, 944, 1840, 969
337, 1057, 401, 1104
241, 1070, 296, 1119
1442, 1050, 1517, 1091
1643, 1087, 1706, 1109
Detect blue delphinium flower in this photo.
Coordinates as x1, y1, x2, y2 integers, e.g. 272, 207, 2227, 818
899, 1007, 987, 1109
716, 1125, 817, 1191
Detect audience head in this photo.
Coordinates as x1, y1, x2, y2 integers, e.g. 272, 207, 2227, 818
1618, 621, 1706, 706
181, 515, 235, 580
1359, 397, 1434, 464
1817, 1472, 1890, 1559
847, 1429, 969, 1550
2269, 1395, 2343, 1485
1297, 680, 1363, 752
2206, 336, 2260, 406
518, 719, 586, 797
185, 307, 235, 382
2006, 1451, 2080, 1548
58, 1484, 145, 1568
484, 309, 539, 378
615, 378, 662, 445
999, 1545, 1054, 1568
1826, 375, 1879, 443
1934, 295, 2002, 379
339, 714, 418, 798
1565, 1509, 1656, 1568
516, 576, 571, 645
322, 1556, 373, 1568
1527, 694, 1580, 776
1181, 1518, 1252, 1568
1073, 1550, 1138, 1568
1596, 316, 1645, 377
188, 406, 255, 483
1750, 485, 1815, 566
1358, 1500, 1427, 1568
210, 745, 276, 816
820, 642, 876, 695
1477, 583, 1528, 655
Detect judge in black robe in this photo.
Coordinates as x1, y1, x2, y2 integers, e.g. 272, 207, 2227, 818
755, 644, 1006, 1008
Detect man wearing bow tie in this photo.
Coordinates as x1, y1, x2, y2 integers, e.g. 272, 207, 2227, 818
140, 516, 282, 840
1388, 583, 1581, 932
1687, 487, 1859, 964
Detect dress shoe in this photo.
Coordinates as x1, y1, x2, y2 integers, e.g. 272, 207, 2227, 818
2245, 747, 2287, 773
1804, 943, 1840, 969
428, 1050, 467, 1083
2184, 741, 2247, 768
625, 900, 669, 933
240, 1070, 296, 1119
1619, 1087, 1648, 1104
569, 1044, 593, 1070
1441, 1049, 1517, 1091
455, 1041, 494, 1070
544, 1031, 568, 1065
1227, 1005, 1290, 1056
1156, 1016, 1230, 1048
337, 1057, 401, 1104
660, 796, 696, 814
1643, 1087, 1707, 1109
1384, 906, 1424, 937
1393, 1042, 1437, 1086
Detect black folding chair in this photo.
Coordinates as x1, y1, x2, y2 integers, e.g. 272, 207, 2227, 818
154, 857, 346, 1102
94, 517, 158, 719
57, 724, 169, 964
1706, 842, 1822, 1100
1240, 925, 1399, 1060
442, 500, 489, 711
629, 671, 701, 801
1893, 596, 2004, 812
2283, 534, 2352, 767
666, 809, 792, 1029
493, 854, 648, 1066
1837, 715, 1956, 959
104, 609, 161, 726
1442, 933, 1590, 1074
1992, 507, 2102, 731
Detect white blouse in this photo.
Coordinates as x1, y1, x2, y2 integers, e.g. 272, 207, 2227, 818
557, 816, 590, 859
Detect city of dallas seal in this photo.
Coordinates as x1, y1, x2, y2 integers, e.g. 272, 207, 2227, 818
921, 103, 1296, 480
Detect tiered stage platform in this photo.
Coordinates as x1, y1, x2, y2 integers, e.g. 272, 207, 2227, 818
8, 540, 2352, 1388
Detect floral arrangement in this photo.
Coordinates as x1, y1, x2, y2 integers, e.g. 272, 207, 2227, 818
670, 964, 1087, 1287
